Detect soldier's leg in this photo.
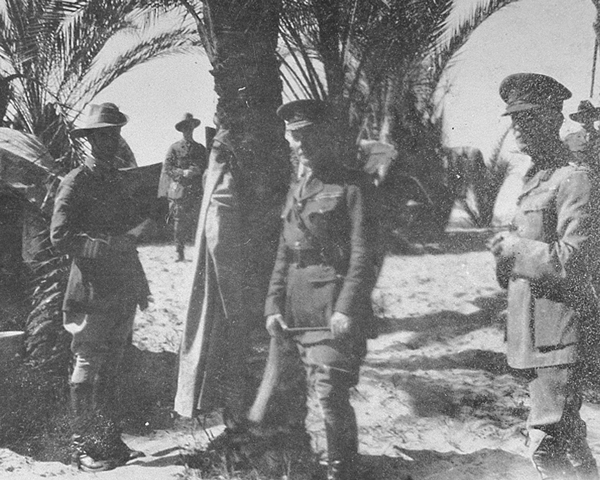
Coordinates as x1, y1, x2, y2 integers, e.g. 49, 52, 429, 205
96, 303, 144, 461
169, 199, 185, 261
300, 340, 363, 480
528, 365, 598, 480
66, 310, 113, 471
93, 304, 136, 422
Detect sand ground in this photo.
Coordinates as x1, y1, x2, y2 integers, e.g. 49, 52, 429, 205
2, 234, 599, 479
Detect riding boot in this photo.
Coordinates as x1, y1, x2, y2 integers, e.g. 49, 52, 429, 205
564, 423, 600, 480
530, 430, 573, 479
70, 382, 118, 472
176, 244, 185, 262
93, 372, 144, 463
324, 411, 358, 480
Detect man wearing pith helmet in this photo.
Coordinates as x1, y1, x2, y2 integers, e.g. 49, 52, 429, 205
488, 74, 599, 479
51, 102, 153, 471
263, 99, 377, 480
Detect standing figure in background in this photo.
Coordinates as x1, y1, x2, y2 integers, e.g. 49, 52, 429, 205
51, 103, 152, 472
567, 100, 600, 170
488, 74, 599, 480
264, 100, 377, 480
158, 113, 207, 262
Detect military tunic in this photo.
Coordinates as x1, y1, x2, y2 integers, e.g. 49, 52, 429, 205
497, 153, 597, 371
265, 170, 376, 344
51, 159, 150, 317
158, 138, 207, 256
264, 167, 376, 467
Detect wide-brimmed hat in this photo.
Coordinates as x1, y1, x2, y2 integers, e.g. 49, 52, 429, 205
175, 113, 201, 131
277, 99, 332, 130
70, 103, 128, 138
569, 100, 600, 123
499, 73, 571, 116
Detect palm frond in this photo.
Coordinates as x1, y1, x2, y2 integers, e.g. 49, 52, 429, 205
70, 28, 203, 109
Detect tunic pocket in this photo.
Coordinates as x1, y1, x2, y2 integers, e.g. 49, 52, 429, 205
287, 266, 342, 329
518, 194, 556, 241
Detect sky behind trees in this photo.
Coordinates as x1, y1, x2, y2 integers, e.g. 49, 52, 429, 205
94, 0, 597, 166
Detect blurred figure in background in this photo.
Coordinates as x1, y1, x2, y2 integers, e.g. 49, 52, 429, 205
158, 113, 207, 262
564, 100, 600, 171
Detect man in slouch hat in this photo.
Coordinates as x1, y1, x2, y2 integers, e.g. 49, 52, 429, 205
158, 113, 207, 262
263, 99, 377, 480
488, 73, 599, 480
565, 100, 600, 170
51, 102, 153, 471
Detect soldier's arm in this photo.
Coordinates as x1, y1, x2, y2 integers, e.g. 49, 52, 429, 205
510, 169, 592, 285
334, 183, 375, 316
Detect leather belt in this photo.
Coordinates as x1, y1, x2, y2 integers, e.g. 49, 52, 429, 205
286, 248, 325, 267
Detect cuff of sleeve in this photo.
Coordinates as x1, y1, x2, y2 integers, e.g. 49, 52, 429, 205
79, 235, 109, 258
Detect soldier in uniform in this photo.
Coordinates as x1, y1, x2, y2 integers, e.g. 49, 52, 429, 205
158, 113, 207, 261
265, 100, 377, 480
488, 73, 599, 480
567, 100, 600, 170
51, 103, 152, 471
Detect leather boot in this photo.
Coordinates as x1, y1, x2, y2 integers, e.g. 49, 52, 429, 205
565, 435, 600, 480
70, 383, 117, 472
70, 383, 143, 471
531, 432, 573, 479
176, 243, 185, 262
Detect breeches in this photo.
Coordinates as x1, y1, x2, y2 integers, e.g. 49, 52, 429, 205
296, 337, 364, 461
169, 199, 194, 245
64, 305, 136, 385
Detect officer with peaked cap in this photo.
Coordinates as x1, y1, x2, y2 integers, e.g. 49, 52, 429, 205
263, 99, 377, 480
52, 102, 151, 471
488, 74, 599, 479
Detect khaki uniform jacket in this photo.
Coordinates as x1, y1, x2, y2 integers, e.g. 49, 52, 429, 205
158, 139, 207, 200
265, 170, 377, 343
497, 151, 597, 369
50, 160, 150, 314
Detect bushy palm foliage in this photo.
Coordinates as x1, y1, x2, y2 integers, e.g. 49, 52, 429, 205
0, 0, 201, 163
0, 0, 201, 374
279, 0, 518, 168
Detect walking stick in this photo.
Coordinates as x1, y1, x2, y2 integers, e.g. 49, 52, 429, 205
591, 37, 598, 99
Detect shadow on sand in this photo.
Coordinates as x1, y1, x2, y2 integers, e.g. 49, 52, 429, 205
359, 448, 535, 479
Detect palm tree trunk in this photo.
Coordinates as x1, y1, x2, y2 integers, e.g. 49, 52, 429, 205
184, 0, 307, 440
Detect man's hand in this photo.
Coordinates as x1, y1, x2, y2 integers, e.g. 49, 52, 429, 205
487, 231, 519, 258
183, 166, 201, 178
330, 311, 352, 338
266, 314, 287, 337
